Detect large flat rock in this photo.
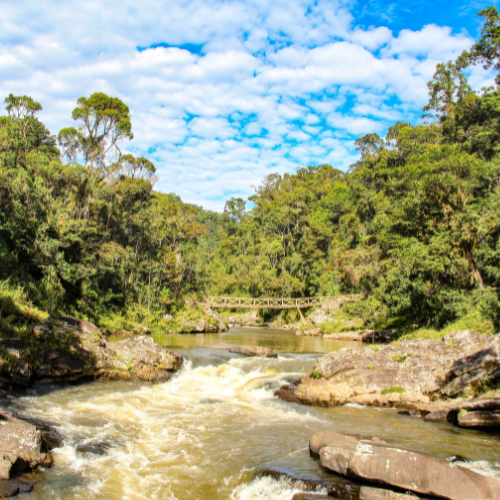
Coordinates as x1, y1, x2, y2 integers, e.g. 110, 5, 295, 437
349, 441, 500, 500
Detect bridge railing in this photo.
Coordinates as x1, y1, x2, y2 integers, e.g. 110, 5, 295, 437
208, 295, 360, 309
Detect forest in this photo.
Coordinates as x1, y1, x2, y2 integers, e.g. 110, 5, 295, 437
2, 7, 500, 336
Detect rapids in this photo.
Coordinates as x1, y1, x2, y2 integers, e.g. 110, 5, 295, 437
7, 327, 500, 500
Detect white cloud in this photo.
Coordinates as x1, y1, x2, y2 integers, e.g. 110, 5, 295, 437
0, 0, 484, 210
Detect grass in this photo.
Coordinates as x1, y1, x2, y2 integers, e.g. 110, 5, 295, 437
381, 386, 405, 395
0, 280, 49, 337
393, 353, 412, 363
310, 370, 323, 379
368, 344, 379, 352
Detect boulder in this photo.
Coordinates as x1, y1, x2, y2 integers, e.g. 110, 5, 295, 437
424, 409, 451, 422
203, 343, 277, 358
228, 345, 277, 358
348, 441, 500, 500
0, 411, 54, 482
0, 317, 184, 387
458, 411, 500, 428
276, 330, 500, 408
447, 398, 500, 425
179, 307, 228, 334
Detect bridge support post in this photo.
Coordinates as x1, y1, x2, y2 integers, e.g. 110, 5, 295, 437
297, 305, 306, 327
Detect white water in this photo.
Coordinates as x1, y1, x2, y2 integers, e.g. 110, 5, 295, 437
8, 333, 500, 500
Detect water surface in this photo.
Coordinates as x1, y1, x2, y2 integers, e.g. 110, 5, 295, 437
9, 327, 500, 499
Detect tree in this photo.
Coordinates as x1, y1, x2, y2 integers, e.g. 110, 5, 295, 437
119, 154, 157, 185
71, 92, 133, 169
422, 61, 470, 122
354, 133, 384, 158
58, 127, 82, 165
462, 6, 500, 84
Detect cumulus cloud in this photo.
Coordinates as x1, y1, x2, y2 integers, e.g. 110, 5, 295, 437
0, 0, 483, 210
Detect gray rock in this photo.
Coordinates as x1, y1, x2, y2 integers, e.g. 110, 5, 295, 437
0, 411, 52, 481
349, 440, 500, 500
423, 409, 451, 422
228, 345, 277, 358
458, 410, 500, 428
277, 330, 500, 408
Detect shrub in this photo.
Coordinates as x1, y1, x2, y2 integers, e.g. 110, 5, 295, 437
393, 353, 412, 363
310, 370, 323, 379
381, 386, 404, 395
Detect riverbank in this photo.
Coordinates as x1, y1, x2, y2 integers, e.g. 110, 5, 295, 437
275, 329, 500, 415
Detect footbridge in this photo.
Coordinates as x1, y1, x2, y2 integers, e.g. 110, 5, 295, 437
209, 295, 358, 310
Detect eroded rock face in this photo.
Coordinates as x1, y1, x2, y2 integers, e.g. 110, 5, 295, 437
276, 330, 500, 407
0, 317, 183, 387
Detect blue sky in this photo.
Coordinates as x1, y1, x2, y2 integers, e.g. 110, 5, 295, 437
0, 0, 498, 210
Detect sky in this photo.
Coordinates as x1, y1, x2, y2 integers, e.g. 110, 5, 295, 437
0, 0, 499, 211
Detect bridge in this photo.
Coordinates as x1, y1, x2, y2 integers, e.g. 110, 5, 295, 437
209, 295, 359, 310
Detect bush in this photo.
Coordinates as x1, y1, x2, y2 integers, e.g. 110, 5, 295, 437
0, 280, 48, 337
342, 296, 386, 328
381, 386, 404, 395
393, 353, 411, 363
319, 312, 364, 334
310, 370, 323, 379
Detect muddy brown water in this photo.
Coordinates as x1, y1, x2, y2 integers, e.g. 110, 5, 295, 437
8, 327, 500, 499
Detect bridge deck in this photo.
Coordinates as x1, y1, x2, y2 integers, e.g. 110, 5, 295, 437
209, 295, 358, 309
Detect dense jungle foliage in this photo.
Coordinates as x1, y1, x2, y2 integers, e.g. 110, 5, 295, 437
2, 6, 500, 335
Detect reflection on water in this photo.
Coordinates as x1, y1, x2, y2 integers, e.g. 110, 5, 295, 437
9, 327, 500, 500
109, 326, 360, 354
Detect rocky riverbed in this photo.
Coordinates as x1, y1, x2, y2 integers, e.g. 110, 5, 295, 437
0, 324, 499, 499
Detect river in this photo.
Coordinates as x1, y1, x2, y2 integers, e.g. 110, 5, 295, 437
8, 327, 500, 499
